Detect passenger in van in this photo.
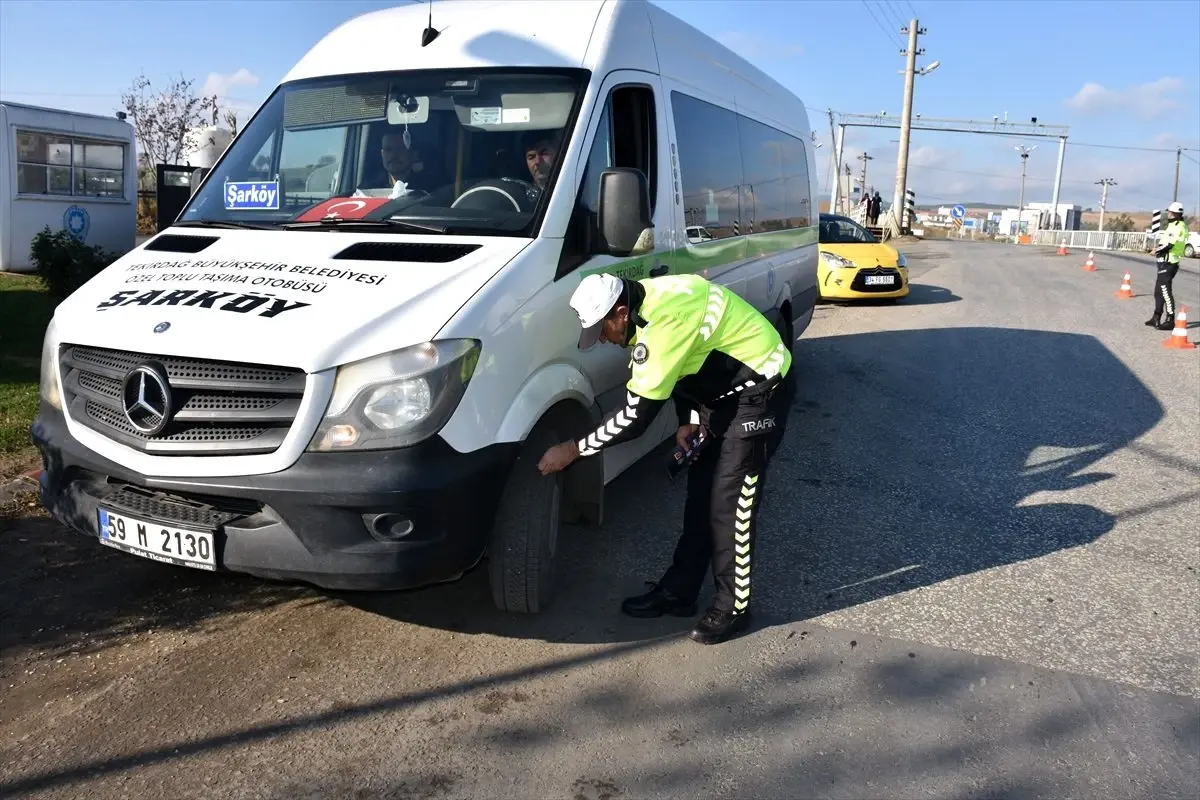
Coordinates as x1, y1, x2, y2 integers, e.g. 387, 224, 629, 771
355, 131, 435, 199
537, 272, 795, 645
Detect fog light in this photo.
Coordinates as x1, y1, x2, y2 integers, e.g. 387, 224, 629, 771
363, 513, 415, 542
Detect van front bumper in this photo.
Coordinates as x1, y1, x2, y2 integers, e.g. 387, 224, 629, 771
30, 403, 517, 591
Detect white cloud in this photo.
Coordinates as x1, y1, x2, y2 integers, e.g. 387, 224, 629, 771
1064, 77, 1185, 120
200, 68, 260, 101
197, 68, 261, 124
715, 31, 803, 60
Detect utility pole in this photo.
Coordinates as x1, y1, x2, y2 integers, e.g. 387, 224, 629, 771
1096, 177, 1117, 232
1050, 135, 1067, 230
1174, 148, 1182, 202
829, 114, 843, 216
858, 151, 873, 209
891, 18, 925, 236
1015, 145, 1035, 238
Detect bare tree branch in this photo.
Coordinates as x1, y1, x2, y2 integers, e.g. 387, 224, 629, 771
117, 72, 230, 168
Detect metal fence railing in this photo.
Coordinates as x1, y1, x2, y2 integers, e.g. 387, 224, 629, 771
1032, 229, 1150, 253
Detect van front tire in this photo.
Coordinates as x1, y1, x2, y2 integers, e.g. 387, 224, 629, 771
487, 419, 562, 613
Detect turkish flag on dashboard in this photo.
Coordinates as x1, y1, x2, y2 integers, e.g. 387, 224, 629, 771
294, 197, 392, 222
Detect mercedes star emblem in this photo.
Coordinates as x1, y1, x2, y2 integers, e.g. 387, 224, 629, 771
153, 321, 171, 333
122, 363, 173, 436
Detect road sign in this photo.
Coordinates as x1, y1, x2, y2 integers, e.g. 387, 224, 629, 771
951, 204, 965, 220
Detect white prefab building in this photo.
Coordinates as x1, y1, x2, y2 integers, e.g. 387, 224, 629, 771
0, 101, 137, 272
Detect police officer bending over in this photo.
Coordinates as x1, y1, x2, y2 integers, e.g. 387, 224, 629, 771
1147, 201, 1189, 331
537, 272, 795, 645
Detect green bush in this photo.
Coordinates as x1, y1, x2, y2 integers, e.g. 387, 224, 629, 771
29, 226, 118, 300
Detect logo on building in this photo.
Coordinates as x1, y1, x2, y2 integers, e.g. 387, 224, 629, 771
63, 205, 90, 242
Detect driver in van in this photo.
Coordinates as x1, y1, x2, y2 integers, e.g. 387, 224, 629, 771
523, 131, 557, 193
537, 272, 795, 645
355, 130, 432, 199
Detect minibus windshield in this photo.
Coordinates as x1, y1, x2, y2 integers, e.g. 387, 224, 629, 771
180, 69, 586, 236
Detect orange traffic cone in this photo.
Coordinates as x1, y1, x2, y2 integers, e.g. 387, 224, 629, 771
1163, 306, 1196, 350
1057, 240, 1069, 255
1082, 251, 1097, 271
1115, 271, 1134, 299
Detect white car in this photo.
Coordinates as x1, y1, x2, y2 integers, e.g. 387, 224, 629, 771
1145, 228, 1200, 257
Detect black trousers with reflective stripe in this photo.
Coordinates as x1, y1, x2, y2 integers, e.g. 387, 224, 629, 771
1154, 259, 1179, 319
659, 378, 790, 614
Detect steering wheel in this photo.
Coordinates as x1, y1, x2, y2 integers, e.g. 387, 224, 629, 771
450, 178, 536, 214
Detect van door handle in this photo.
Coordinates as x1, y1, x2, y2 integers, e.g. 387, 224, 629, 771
649, 264, 669, 277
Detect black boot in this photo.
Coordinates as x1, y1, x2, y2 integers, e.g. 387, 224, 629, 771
689, 607, 752, 644
621, 582, 697, 618
1144, 315, 1160, 327
1157, 314, 1176, 331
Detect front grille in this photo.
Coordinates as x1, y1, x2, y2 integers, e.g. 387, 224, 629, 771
60, 344, 306, 456
95, 482, 261, 528
851, 267, 905, 293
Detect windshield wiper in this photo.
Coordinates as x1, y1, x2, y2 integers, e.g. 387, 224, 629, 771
280, 218, 447, 234
174, 219, 277, 230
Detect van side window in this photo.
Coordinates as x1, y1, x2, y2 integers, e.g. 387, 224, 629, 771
557, 84, 658, 277
671, 92, 742, 240
782, 135, 811, 229
672, 90, 813, 241
738, 115, 786, 233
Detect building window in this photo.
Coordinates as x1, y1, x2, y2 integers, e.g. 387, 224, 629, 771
15, 129, 126, 198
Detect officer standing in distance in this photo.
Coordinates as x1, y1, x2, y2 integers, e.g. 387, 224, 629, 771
1147, 201, 1189, 330
537, 272, 795, 645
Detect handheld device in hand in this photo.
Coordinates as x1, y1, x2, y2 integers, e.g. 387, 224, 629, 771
667, 429, 706, 480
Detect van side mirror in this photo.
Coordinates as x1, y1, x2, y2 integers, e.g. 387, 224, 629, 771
598, 168, 654, 257
189, 167, 210, 196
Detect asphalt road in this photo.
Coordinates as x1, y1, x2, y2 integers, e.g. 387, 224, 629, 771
2, 239, 1198, 800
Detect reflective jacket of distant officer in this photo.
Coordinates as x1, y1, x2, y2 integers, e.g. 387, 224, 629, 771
1148, 201, 1189, 330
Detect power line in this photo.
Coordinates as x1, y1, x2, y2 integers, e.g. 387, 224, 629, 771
859, 0, 903, 50
1070, 141, 1196, 154
1182, 151, 1200, 166
875, 0, 907, 29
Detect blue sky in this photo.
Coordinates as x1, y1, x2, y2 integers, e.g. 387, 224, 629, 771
3, 0, 1198, 211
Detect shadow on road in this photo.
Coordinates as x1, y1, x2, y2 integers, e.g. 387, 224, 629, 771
819, 282, 961, 307
338, 325, 1163, 643
4, 629, 1195, 799
0, 512, 319, 663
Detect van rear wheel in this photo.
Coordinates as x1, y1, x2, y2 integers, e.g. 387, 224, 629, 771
487, 419, 562, 613
774, 312, 793, 355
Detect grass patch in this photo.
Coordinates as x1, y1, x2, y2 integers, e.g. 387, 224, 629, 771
0, 273, 56, 458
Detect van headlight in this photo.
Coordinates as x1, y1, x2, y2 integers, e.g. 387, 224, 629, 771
39, 318, 62, 410
308, 339, 481, 451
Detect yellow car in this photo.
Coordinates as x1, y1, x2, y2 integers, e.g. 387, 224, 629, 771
818, 213, 909, 301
